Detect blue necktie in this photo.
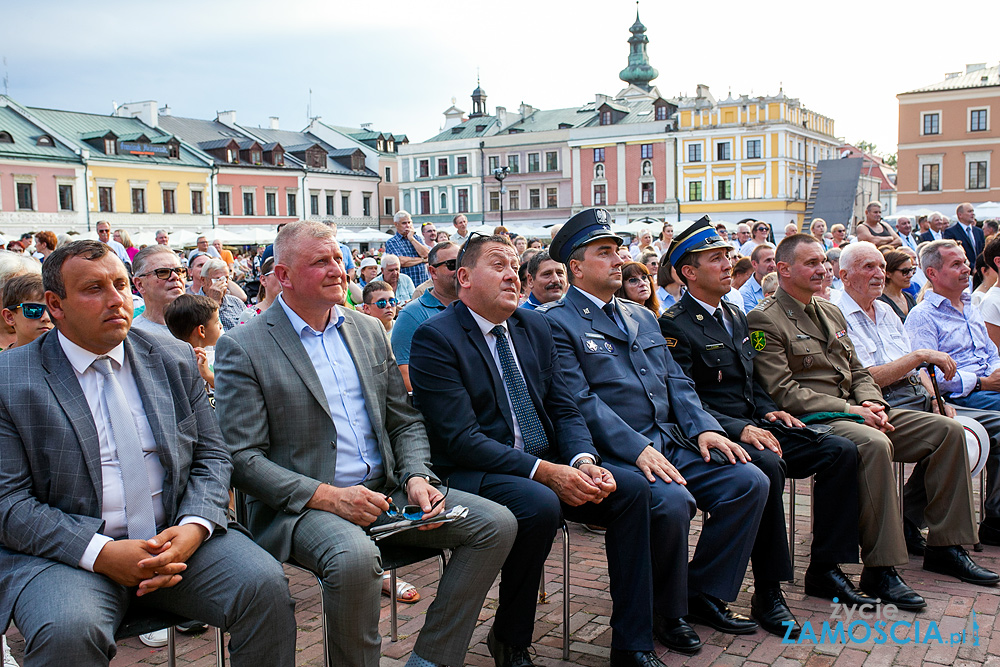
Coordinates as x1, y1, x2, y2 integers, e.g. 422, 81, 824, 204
490, 325, 549, 458
92, 356, 157, 541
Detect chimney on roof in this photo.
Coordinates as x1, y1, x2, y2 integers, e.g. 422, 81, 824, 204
269, 116, 279, 130
217, 110, 237, 127
116, 100, 158, 128
695, 84, 711, 99
945, 71, 961, 80
496, 106, 507, 128
595, 93, 610, 107
967, 63, 987, 74
159, 104, 171, 116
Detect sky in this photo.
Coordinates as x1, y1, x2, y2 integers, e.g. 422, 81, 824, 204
3, 0, 998, 158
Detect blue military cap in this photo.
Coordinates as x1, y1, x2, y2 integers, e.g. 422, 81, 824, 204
666, 216, 731, 266
549, 208, 623, 264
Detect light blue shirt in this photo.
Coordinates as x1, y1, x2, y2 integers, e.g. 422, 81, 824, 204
904, 290, 1000, 397
739, 275, 764, 313
277, 295, 384, 486
390, 289, 447, 365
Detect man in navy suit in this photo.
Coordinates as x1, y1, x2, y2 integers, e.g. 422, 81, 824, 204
539, 210, 768, 655
919, 212, 947, 244
943, 202, 985, 265
409, 233, 663, 667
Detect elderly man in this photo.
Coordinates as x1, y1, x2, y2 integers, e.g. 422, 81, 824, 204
450, 214, 470, 244
384, 211, 428, 286
131, 245, 187, 336
896, 217, 919, 253
856, 202, 901, 248
944, 202, 985, 265
196, 259, 245, 331
749, 234, 992, 608
661, 220, 864, 638
215, 221, 515, 667
906, 239, 1000, 544
391, 241, 459, 391
520, 251, 567, 311
1, 240, 296, 666
95, 220, 132, 268
838, 241, 1000, 557
377, 254, 416, 303
409, 231, 664, 667
733, 223, 752, 252
541, 210, 768, 655
420, 222, 438, 247
783, 223, 799, 240
920, 212, 947, 243
155, 230, 170, 246
738, 243, 775, 312
188, 236, 221, 261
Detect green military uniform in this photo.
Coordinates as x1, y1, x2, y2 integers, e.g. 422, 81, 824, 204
747, 288, 977, 566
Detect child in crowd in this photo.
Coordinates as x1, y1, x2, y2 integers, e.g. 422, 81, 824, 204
1, 273, 52, 350
164, 294, 222, 391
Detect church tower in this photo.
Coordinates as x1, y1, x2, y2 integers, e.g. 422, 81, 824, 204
470, 78, 488, 118
618, 7, 659, 91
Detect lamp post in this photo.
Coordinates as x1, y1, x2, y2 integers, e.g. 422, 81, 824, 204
493, 166, 509, 227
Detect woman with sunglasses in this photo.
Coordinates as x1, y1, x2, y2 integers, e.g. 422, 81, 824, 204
615, 262, 660, 316
238, 257, 282, 325
738, 221, 771, 256
878, 250, 917, 322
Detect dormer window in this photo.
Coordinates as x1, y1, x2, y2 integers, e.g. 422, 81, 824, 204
377, 139, 384, 151
655, 105, 667, 121
168, 142, 180, 159
104, 138, 117, 155
0, 131, 12, 143
36, 134, 54, 147
252, 150, 262, 164
387, 140, 394, 151
227, 148, 238, 163
352, 154, 364, 171
601, 111, 612, 125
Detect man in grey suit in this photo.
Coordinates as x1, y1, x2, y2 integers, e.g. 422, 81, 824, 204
215, 220, 516, 667
0, 240, 296, 667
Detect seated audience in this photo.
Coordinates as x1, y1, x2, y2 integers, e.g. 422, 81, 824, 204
978, 237, 1000, 350
616, 261, 660, 316
630, 227, 655, 259
730, 256, 753, 289
1, 274, 52, 349
973, 250, 996, 309
410, 229, 666, 667
197, 259, 245, 331
656, 255, 683, 313
0, 240, 296, 667
783, 223, 799, 240
164, 294, 223, 390
358, 257, 379, 288
131, 245, 187, 336
0, 251, 42, 350
830, 224, 848, 248
520, 251, 567, 311
810, 219, 832, 250
377, 254, 415, 303
33, 230, 57, 262
761, 272, 778, 299
748, 234, 995, 611
239, 257, 281, 325
360, 280, 397, 333
878, 250, 917, 322
739, 243, 776, 313
214, 221, 515, 667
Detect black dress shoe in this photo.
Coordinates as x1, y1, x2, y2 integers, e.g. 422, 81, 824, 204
751, 587, 800, 639
859, 566, 926, 611
487, 628, 535, 667
687, 593, 758, 635
904, 519, 927, 556
980, 519, 1000, 547
652, 615, 702, 655
804, 565, 876, 606
609, 649, 667, 667
924, 545, 1000, 585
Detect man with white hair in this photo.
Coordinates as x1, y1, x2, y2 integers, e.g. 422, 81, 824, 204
132, 245, 187, 336
385, 209, 429, 286
783, 223, 799, 240
733, 223, 752, 252
896, 217, 919, 253
919, 213, 947, 243
155, 229, 170, 246
377, 254, 415, 303
189, 235, 222, 261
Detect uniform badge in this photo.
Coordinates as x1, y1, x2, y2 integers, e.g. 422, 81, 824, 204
583, 307, 590, 315
596, 209, 609, 224
718, 370, 723, 383
664, 337, 677, 347
586, 340, 599, 352
706, 343, 724, 350
696, 314, 704, 321
604, 341, 615, 353
835, 329, 847, 339
803, 355, 814, 369
751, 331, 766, 351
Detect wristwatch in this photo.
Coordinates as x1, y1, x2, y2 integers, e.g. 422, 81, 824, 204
572, 457, 597, 469
975, 377, 983, 392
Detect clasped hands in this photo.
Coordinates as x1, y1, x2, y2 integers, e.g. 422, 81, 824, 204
93, 523, 210, 596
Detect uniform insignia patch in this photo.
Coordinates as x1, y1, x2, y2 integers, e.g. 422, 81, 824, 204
664, 337, 677, 347
742, 337, 750, 344
604, 341, 615, 353
695, 314, 704, 321
803, 355, 814, 369
706, 343, 724, 350
718, 370, 723, 383
583, 307, 590, 315
584, 332, 604, 339
751, 331, 766, 351
586, 340, 599, 352
835, 329, 847, 338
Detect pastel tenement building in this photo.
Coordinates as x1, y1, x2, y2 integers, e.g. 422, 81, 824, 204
897, 63, 1000, 211
400, 11, 840, 229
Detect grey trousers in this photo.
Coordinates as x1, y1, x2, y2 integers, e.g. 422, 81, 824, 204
12, 528, 296, 667
291, 488, 516, 667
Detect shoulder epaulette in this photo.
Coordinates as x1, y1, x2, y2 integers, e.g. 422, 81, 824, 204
661, 302, 685, 319
535, 300, 564, 313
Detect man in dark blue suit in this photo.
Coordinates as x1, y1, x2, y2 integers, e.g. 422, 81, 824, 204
409, 233, 663, 667
539, 210, 768, 655
943, 202, 985, 265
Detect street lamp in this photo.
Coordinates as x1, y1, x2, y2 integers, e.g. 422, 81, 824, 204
493, 166, 509, 227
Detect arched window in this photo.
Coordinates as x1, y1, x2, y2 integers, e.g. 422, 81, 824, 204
36, 134, 54, 147
439, 192, 448, 211
0, 131, 13, 144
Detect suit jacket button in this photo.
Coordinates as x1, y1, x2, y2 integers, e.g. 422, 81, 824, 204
640, 368, 647, 375
632, 344, 639, 351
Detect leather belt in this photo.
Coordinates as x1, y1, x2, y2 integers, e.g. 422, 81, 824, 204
885, 374, 921, 393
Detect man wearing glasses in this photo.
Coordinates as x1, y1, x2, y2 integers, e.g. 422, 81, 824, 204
215, 221, 515, 667
360, 281, 398, 333
131, 245, 187, 336
421, 222, 439, 248
391, 241, 460, 391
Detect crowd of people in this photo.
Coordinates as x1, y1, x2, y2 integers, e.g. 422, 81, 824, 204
2, 201, 1000, 667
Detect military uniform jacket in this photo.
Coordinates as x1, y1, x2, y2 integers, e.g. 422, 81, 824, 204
745, 287, 885, 415
659, 292, 779, 440
540, 286, 723, 467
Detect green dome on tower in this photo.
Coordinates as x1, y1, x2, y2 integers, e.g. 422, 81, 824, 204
619, 9, 658, 91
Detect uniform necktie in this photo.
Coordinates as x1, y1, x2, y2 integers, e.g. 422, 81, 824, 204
92, 356, 157, 541
804, 301, 828, 339
602, 302, 624, 333
490, 326, 549, 458
713, 308, 727, 333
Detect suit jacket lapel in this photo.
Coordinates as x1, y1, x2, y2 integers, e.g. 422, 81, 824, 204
566, 287, 626, 341
266, 304, 333, 419
681, 293, 734, 350
456, 303, 515, 436
40, 332, 103, 507
775, 289, 825, 341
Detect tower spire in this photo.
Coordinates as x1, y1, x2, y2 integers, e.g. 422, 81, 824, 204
618, 4, 659, 91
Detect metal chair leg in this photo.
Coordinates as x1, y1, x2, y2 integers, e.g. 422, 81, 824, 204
981, 471, 987, 523
167, 626, 177, 667
896, 462, 905, 518
562, 522, 570, 661
215, 627, 225, 667
390, 569, 399, 642
788, 478, 796, 570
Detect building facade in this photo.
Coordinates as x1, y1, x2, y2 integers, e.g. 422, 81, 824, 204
897, 63, 1000, 210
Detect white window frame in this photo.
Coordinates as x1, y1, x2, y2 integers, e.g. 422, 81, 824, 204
593, 183, 607, 206
714, 177, 733, 201
965, 150, 991, 191
746, 176, 764, 199
241, 186, 257, 216
383, 196, 395, 217
918, 154, 944, 193
714, 140, 732, 162
13, 175, 36, 211
745, 138, 763, 160
686, 179, 704, 202
969, 106, 990, 133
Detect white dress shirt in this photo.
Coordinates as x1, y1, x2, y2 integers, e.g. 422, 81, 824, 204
60, 333, 211, 571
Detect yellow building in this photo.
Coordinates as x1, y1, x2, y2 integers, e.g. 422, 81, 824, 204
676, 85, 839, 228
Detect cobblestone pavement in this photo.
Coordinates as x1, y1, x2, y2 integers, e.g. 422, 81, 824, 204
6, 474, 998, 665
